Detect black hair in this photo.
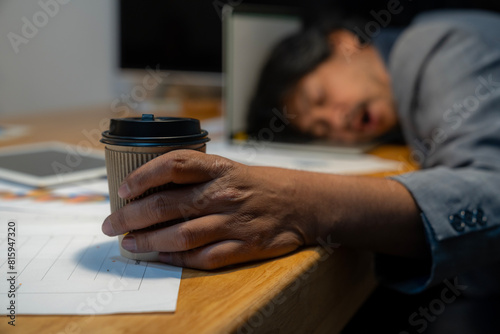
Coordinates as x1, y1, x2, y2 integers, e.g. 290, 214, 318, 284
246, 12, 369, 141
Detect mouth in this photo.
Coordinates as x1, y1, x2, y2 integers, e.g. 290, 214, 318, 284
350, 103, 377, 132
361, 109, 371, 126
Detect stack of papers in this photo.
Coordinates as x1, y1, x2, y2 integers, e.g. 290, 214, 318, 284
0, 179, 182, 315
207, 141, 401, 175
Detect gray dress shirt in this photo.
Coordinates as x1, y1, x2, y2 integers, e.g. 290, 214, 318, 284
375, 10, 500, 295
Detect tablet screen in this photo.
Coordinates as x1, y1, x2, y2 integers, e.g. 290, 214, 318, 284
0, 142, 106, 187
0, 150, 105, 177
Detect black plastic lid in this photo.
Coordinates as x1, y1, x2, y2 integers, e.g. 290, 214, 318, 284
101, 114, 209, 147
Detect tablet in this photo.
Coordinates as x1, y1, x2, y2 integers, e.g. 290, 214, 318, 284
0, 142, 107, 187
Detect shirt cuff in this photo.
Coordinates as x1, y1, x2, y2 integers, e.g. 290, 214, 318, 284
376, 168, 500, 294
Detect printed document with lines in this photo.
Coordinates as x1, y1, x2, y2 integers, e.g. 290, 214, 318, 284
0, 180, 182, 315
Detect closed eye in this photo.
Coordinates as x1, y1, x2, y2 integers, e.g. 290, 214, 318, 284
314, 90, 327, 107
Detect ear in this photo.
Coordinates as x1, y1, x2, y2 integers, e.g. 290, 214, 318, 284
327, 30, 363, 62
327, 30, 361, 49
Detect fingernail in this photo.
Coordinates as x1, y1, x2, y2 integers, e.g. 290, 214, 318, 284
118, 182, 131, 199
102, 218, 115, 236
121, 235, 137, 252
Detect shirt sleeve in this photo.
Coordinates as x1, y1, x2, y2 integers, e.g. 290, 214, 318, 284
376, 20, 500, 294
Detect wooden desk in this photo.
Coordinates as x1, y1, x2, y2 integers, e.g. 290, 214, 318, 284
0, 106, 415, 334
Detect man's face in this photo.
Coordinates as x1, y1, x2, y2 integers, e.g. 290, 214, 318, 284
285, 33, 398, 144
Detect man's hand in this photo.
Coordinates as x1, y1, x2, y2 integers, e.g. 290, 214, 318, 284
102, 149, 427, 269
101, 150, 312, 269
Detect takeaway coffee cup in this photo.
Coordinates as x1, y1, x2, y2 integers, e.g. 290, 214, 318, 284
101, 114, 209, 261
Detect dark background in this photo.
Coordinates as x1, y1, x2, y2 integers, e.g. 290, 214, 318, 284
120, 0, 500, 73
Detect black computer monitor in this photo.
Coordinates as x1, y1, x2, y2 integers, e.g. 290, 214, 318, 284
118, 0, 307, 76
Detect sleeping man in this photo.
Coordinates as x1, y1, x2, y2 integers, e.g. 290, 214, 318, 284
102, 10, 500, 332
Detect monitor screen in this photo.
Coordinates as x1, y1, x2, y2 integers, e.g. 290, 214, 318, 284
120, 0, 222, 73
119, 0, 306, 74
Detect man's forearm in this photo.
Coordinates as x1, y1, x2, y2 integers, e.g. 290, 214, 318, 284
280, 169, 428, 258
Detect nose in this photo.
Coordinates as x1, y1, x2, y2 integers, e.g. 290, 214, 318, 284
305, 105, 347, 138
319, 104, 349, 131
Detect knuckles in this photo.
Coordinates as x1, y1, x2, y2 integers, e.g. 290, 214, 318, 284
200, 251, 222, 270
210, 156, 235, 175
134, 228, 167, 252
133, 233, 154, 252
168, 153, 190, 178
208, 186, 246, 203
144, 194, 171, 223
174, 224, 197, 251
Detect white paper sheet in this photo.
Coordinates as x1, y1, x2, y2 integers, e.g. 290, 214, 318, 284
207, 141, 402, 175
0, 184, 182, 315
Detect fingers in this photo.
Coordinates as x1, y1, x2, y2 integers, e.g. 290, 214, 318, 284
158, 241, 246, 270
102, 179, 239, 236
106, 207, 303, 270
103, 185, 202, 236
120, 214, 232, 253
157, 240, 300, 270
118, 150, 234, 200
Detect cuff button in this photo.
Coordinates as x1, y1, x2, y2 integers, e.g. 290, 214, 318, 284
462, 210, 474, 226
450, 214, 466, 232
475, 209, 487, 226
